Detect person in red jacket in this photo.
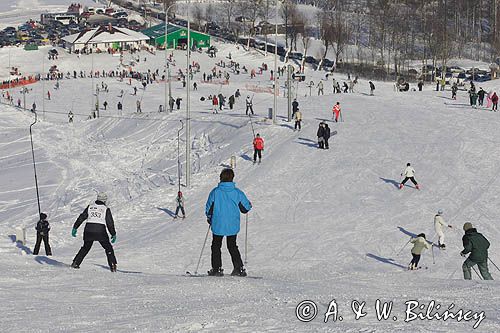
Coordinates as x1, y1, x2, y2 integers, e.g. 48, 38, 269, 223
491, 92, 498, 111
253, 134, 264, 164
212, 95, 219, 114
332, 102, 341, 122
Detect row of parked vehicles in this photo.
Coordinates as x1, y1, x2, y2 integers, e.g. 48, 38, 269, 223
421, 65, 491, 83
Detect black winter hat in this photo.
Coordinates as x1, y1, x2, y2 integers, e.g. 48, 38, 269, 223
40, 213, 47, 220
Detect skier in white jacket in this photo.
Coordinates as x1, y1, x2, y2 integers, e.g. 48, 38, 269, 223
434, 210, 452, 248
399, 162, 420, 189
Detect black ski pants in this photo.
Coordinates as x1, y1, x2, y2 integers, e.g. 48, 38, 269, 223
73, 239, 117, 268
246, 105, 253, 115
33, 232, 52, 255
401, 177, 418, 185
211, 234, 243, 270
294, 120, 301, 130
175, 205, 185, 216
410, 253, 421, 267
253, 149, 262, 162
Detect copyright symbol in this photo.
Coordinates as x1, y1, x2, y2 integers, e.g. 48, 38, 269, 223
295, 300, 318, 322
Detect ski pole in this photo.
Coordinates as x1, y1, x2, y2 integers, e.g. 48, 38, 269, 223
431, 244, 435, 264
396, 238, 411, 256
194, 225, 211, 275
472, 266, 483, 280
244, 213, 248, 265
488, 257, 500, 272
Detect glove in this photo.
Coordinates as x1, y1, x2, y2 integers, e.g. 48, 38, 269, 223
71, 228, 77, 237
460, 252, 466, 257
111, 235, 116, 244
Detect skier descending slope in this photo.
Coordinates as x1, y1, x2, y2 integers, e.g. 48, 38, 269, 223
71, 193, 117, 272
253, 134, 264, 164
409, 233, 431, 270
434, 210, 452, 249
205, 169, 252, 277
399, 163, 420, 189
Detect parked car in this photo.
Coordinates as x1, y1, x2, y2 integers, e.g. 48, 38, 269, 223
305, 56, 318, 65
288, 51, 303, 60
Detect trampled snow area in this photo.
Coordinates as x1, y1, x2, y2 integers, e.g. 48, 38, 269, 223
1, 40, 500, 332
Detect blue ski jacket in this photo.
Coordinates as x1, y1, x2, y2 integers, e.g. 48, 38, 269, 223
205, 182, 252, 236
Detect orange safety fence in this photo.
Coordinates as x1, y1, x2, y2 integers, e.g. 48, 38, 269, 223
0, 77, 38, 90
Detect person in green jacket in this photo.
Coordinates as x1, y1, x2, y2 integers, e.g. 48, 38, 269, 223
461, 223, 493, 280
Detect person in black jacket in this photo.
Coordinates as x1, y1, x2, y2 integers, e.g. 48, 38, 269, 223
33, 213, 52, 256
317, 122, 325, 149
292, 98, 299, 117
477, 88, 486, 106
323, 123, 331, 149
71, 193, 117, 272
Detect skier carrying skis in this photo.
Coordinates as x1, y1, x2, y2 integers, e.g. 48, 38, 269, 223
409, 233, 431, 270
399, 162, 420, 190
434, 210, 452, 249
253, 134, 264, 164
460, 223, 493, 280
33, 213, 52, 256
332, 102, 341, 122
205, 168, 252, 276
174, 191, 186, 219
71, 192, 117, 272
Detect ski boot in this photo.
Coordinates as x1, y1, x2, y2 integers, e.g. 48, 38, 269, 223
416, 184, 420, 190
207, 267, 224, 276
70, 262, 80, 269
439, 244, 446, 249
182, 215, 186, 219
231, 267, 247, 277
110, 263, 117, 272
173, 215, 178, 219
399, 183, 404, 190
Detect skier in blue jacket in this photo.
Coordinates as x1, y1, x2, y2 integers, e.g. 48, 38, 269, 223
205, 168, 252, 276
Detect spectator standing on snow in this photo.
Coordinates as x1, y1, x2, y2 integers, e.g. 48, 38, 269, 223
451, 83, 458, 100
417, 80, 423, 91
408, 233, 431, 270
33, 213, 52, 256
434, 210, 452, 249
477, 88, 486, 106
399, 163, 420, 190
469, 88, 478, 108
205, 169, 252, 277
491, 92, 498, 111
317, 122, 325, 149
317, 81, 324, 95
460, 223, 493, 280
176, 97, 182, 110
68, 111, 74, 123
212, 95, 218, 114
323, 123, 331, 149
136, 100, 142, 113
292, 98, 299, 117
228, 95, 235, 110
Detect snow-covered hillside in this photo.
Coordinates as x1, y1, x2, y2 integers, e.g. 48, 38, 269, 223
1, 39, 500, 332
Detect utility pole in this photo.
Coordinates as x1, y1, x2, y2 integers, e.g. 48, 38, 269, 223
287, 64, 291, 122
186, 0, 192, 187
273, 0, 278, 125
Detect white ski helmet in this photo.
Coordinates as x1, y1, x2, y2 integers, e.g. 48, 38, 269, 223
437, 209, 443, 215
97, 192, 108, 203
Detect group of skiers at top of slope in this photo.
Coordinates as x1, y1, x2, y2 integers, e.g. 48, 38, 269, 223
399, 163, 494, 279
463, 81, 499, 111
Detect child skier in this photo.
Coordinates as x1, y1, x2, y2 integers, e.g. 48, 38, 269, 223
33, 213, 52, 256
409, 233, 431, 270
253, 134, 264, 164
399, 162, 420, 189
174, 191, 186, 218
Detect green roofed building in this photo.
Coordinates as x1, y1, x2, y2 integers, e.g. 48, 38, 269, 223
141, 23, 211, 49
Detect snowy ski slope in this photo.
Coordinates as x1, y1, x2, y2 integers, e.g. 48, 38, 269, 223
1, 40, 500, 332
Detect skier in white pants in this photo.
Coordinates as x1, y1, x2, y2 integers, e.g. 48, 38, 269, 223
434, 210, 452, 249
